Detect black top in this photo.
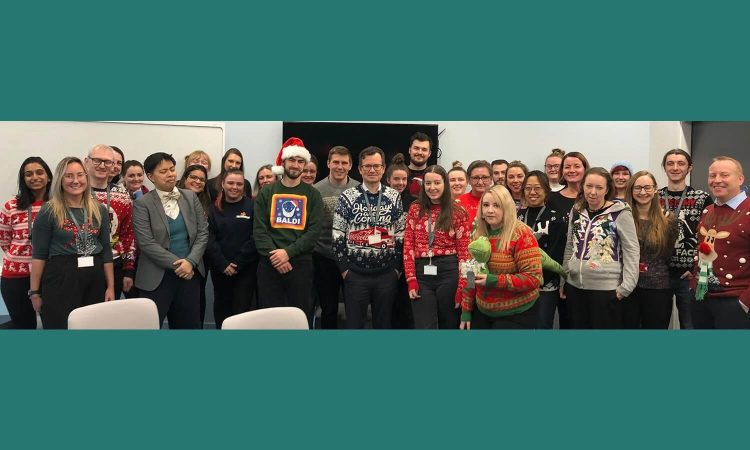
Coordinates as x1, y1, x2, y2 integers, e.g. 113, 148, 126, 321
518, 204, 565, 290
206, 196, 257, 272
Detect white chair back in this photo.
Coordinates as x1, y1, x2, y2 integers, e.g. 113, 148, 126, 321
67, 298, 160, 330
222, 307, 309, 330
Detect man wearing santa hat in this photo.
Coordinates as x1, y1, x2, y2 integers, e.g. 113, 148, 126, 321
253, 137, 323, 320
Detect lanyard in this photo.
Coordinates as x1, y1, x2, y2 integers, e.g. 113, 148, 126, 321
362, 185, 383, 227
667, 189, 688, 218
427, 207, 436, 253
67, 207, 90, 256
523, 205, 546, 229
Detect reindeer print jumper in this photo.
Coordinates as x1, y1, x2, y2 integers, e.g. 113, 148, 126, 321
690, 196, 750, 307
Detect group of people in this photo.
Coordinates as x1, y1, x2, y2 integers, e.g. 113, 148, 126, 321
1, 133, 748, 329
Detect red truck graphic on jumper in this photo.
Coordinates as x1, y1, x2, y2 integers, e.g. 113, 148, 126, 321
348, 227, 394, 249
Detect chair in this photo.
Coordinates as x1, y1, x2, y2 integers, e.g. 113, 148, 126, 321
221, 307, 309, 330
67, 298, 160, 330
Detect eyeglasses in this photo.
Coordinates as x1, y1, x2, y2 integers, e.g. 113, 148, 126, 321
90, 157, 114, 168
544, 164, 560, 170
470, 176, 492, 183
361, 164, 384, 171
187, 174, 206, 183
524, 186, 543, 192
633, 185, 655, 193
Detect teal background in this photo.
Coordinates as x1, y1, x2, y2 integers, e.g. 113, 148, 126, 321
2, 1, 750, 448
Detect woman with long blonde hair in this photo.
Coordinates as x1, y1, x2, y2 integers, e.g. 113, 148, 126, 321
623, 170, 678, 328
460, 185, 542, 329
29, 157, 114, 329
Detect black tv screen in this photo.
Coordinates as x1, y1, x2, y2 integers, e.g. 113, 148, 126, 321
282, 122, 439, 183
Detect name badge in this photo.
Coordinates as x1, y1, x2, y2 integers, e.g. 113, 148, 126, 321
424, 264, 438, 276
368, 232, 382, 245
78, 256, 94, 268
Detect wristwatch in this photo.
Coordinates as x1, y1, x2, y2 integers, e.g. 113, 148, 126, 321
27, 289, 40, 298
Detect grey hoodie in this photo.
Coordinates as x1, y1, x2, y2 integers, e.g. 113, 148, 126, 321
562, 201, 640, 297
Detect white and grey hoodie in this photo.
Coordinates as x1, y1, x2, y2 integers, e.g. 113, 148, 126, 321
562, 201, 640, 297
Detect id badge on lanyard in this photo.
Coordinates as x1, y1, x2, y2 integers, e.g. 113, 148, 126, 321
424, 209, 438, 276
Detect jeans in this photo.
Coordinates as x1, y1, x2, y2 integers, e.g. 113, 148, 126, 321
669, 273, 693, 329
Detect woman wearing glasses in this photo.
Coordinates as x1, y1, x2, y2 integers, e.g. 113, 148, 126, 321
176, 164, 212, 326
623, 171, 677, 329
560, 167, 639, 329
457, 160, 493, 226
544, 148, 565, 192
518, 171, 567, 328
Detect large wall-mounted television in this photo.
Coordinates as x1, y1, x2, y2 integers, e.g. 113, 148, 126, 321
282, 122, 439, 183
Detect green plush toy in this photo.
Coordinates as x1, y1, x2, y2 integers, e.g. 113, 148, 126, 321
465, 236, 492, 288
468, 236, 492, 269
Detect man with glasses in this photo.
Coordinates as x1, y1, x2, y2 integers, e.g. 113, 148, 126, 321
254, 138, 323, 320
406, 132, 432, 196
657, 149, 713, 329
333, 146, 405, 328
85, 144, 136, 299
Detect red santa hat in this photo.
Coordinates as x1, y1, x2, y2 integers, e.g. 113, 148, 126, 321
272, 137, 311, 175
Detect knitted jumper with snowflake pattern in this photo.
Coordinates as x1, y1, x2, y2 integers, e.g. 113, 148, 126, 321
332, 183, 405, 275
461, 223, 542, 321
403, 202, 471, 305
92, 185, 136, 275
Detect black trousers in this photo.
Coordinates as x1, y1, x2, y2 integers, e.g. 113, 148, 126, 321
392, 271, 415, 329
40, 255, 106, 330
470, 300, 539, 329
122, 256, 140, 299
199, 268, 207, 328
622, 287, 673, 329
212, 260, 258, 329
143, 271, 201, 329
344, 269, 398, 329
312, 252, 344, 329
565, 284, 623, 329
257, 256, 314, 318
691, 296, 750, 329
1, 276, 36, 329
411, 255, 460, 329
113, 257, 123, 300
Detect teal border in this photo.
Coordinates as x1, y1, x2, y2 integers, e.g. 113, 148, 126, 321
2, 2, 749, 448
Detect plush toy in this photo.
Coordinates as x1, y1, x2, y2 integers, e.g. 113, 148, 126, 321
464, 236, 491, 288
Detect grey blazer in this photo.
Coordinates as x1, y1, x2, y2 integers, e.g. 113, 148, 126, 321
132, 188, 208, 291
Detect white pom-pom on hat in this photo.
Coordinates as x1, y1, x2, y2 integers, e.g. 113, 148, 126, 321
272, 137, 311, 175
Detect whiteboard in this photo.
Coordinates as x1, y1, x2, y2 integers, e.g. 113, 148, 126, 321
0, 121, 225, 318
